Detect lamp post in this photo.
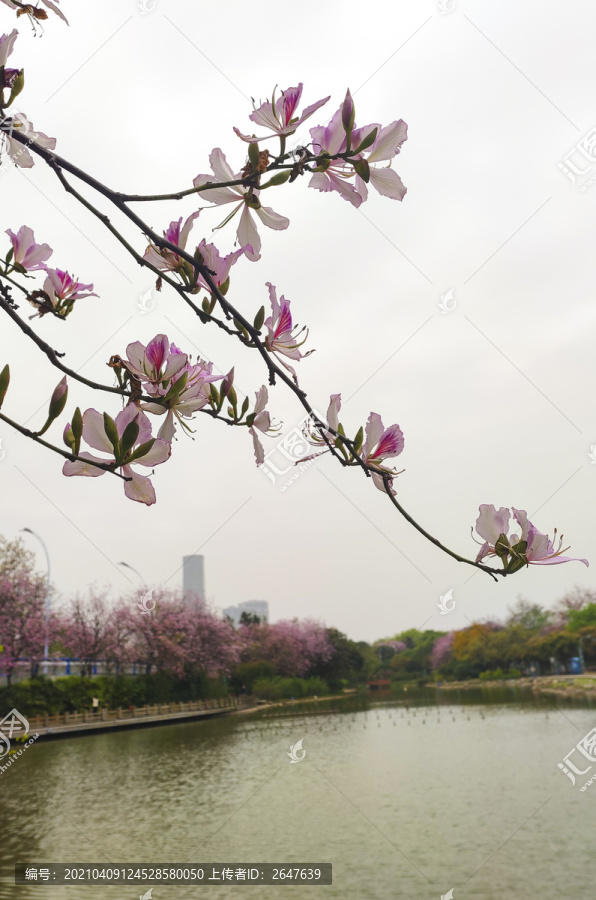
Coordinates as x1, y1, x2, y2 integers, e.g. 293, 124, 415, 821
21, 527, 50, 675
117, 561, 146, 585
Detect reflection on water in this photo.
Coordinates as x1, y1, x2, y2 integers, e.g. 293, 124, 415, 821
1, 688, 595, 899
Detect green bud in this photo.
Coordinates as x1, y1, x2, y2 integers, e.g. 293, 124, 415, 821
353, 159, 370, 183
120, 420, 140, 459
228, 386, 238, 410
353, 127, 378, 155
0, 364, 9, 409
248, 142, 260, 169
127, 438, 155, 464
353, 426, 364, 454
240, 396, 250, 418
6, 69, 25, 107
209, 384, 220, 407
245, 412, 256, 427
202, 297, 211, 314
253, 306, 265, 330
103, 412, 120, 458
260, 170, 292, 189
37, 377, 68, 436
218, 277, 230, 296
71, 406, 83, 455
494, 533, 510, 561
164, 370, 188, 401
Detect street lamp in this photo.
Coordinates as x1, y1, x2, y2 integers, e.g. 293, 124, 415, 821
118, 561, 146, 585
21, 527, 50, 674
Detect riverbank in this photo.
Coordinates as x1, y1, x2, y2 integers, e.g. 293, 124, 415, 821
429, 674, 596, 699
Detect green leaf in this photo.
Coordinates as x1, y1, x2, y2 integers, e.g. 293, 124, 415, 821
353, 127, 378, 155
353, 426, 364, 454
352, 159, 370, 183
127, 438, 156, 464
0, 364, 9, 409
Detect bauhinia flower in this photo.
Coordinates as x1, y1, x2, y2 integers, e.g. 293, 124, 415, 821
141, 354, 222, 441
125, 334, 188, 386
193, 148, 289, 262
143, 211, 201, 275
247, 385, 276, 465
233, 83, 330, 143
1, 112, 56, 168
361, 412, 405, 493
264, 282, 312, 378
194, 238, 251, 296
473, 504, 589, 570
6, 225, 52, 270
28, 267, 97, 317
62, 405, 171, 506
309, 91, 407, 207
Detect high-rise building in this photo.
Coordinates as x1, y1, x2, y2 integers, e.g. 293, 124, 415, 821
182, 555, 205, 601
223, 600, 270, 626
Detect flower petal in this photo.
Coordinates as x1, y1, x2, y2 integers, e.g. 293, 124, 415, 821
62, 452, 106, 478
237, 206, 261, 261
121, 465, 156, 505
82, 409, 114, 454
368, 166, 407, 201
255, 205, 290, 231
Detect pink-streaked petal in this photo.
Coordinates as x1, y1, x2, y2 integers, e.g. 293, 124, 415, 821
117, 406, 153, 444
82, 409, 113, 454
327, 394, 341, 432
62, 452, 106, 478
363, 412, 384, 458
255, 205, 290, 231
475, 505, 510, 545
122, 465, 156, 505
371, 471, 396, 495
125, 341, 147, 377
530, 555, 589, 567
368, 120, 408, 163
249, 426, 265, 465
162, 352, 188, 381
178, 210, 201, 251
299, 95, 331, 124
326, 171, 363, 207
237, 206, 261, 261
369, 166, 407, 201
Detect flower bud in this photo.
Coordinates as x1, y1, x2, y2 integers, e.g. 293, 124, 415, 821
341, 89, 355, 135
6, 69, 25, 107
0, 365, 9, 409
120, 420, 140, 459
353, 126, 378, 155
37, 377, 68, 436
353, 159, 370, 183
71, 406, 83, 455
261, 170, 292, 188
103, 412, 120, 458
248, 142, 260, 170
63, 422, 75, 452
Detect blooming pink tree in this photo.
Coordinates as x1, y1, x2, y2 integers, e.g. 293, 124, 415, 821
0, 9, 588, 580
0, 571, 48, 685
431, 632, 455, 671
239, 619, 333, 677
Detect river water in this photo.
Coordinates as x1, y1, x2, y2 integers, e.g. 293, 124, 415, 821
1, 688, 595, 899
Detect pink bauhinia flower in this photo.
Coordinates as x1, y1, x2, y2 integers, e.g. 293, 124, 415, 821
193, 148, 289, 262
233, 83, 330, 143
6, 225, 52, 270
125, 334, 188, 386
143, 211, 201, 274
473, 504, 589, 568
362, 412, 405, 493
1, 112, 57, 169
142, 354, 222, 441
248, 385, 275, 465
38, 267, 97, 316
62, 405, 171, 506
264, 282, 312, 378
511, 508, 588, 567
194, 238, 251, 295
309, 93, 407, 206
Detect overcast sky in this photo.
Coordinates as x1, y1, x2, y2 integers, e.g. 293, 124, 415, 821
1, 0, 594, 642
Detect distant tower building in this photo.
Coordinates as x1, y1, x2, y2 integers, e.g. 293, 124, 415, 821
223, 600, 270, 626
183, 555, 205, 601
